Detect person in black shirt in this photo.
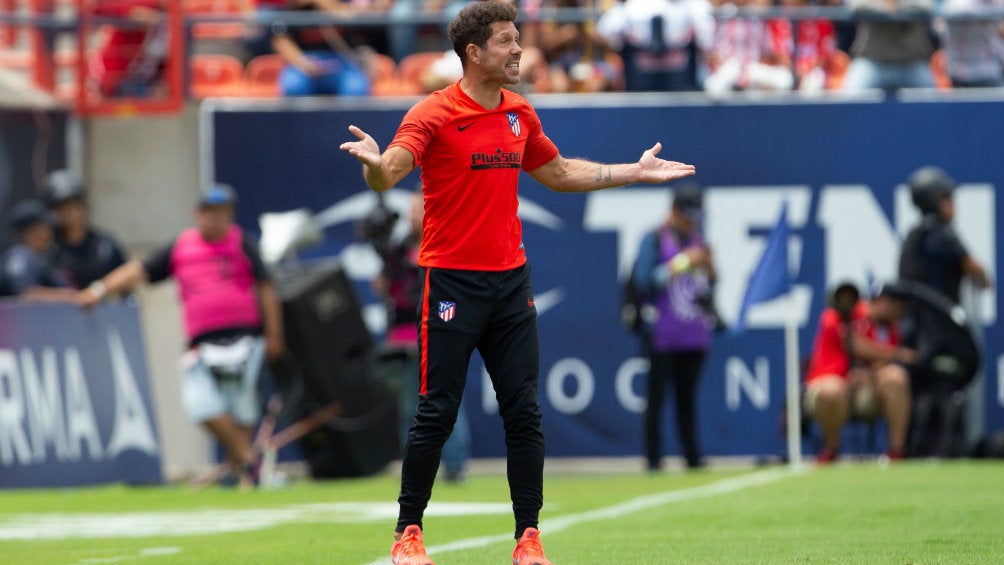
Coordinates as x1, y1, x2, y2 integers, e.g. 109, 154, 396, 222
898, 166, 991, 302
45, 170, 128, 290
897, 166, 991, 457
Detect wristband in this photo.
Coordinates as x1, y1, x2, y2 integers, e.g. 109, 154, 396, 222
670, 253, 692, 274
89, 280, 108, 301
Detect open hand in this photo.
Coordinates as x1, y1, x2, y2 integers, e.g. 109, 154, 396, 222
339, 125, 384, 169
637, 142, 696, 184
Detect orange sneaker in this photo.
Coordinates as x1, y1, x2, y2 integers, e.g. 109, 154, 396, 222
512, 527, 552, 565
391, 525, 435, 565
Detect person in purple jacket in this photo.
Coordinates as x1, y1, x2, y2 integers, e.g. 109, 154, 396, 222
630, 182, 716, 471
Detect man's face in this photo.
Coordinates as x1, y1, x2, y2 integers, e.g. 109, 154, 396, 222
670, 208, 694, 233
195, 204, 234, 241
938, 193, 955, 222
53, 199, 87, 229
475, 21, 522, 85
23, 221, 54, 251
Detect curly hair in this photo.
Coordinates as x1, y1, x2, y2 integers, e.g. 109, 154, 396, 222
448, 1, 518, 66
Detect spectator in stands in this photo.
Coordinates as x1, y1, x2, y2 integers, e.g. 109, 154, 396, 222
825, 0, 858, 53
630, 183, 716, 471
240, 0, 294, 61
78, 184, 286, 489
597, 0, 715, 92
0, 199, 76, 302
372, 189, 471, 483
91, 0, 168, 96
840, 0, 936, 91
45, 170, 128, 290
388, 0, 470, 63
940, 0, 1004, 87
703, 0, 794, 93
767, 0, 842, 91
804, 282, 916, 464
536, 0, 624, 92
267, 0, 372, 96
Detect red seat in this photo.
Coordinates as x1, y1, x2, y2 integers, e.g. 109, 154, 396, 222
242, 53, 285, 97
190, 54, 244, 98
398, 51, 445, 93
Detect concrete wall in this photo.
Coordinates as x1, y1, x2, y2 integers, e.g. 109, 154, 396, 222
84, 105, 213, 480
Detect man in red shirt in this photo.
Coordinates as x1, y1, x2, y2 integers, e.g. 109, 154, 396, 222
804, 282, 915, 465
340, 3, 695, 564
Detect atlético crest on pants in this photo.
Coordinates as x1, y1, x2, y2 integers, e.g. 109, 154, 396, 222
438, 301, 456, 322
507, 112, 521, 137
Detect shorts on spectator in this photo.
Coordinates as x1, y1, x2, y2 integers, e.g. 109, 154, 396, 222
180, 335, 265, 426
803, 375, 879, 421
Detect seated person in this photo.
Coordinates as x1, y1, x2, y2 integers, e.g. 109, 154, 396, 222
597, 0, 714, 92
704, 0, 794, 93
803, 282, 915, 464
268, 0, 371, 96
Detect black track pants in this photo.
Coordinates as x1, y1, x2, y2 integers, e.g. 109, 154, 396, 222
397, 263, 544, 538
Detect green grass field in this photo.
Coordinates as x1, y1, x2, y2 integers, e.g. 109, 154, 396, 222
2, 460, 1002, 565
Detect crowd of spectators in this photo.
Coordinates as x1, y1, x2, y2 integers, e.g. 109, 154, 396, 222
1, 0, 1001, 98
176, 0, 1004, 97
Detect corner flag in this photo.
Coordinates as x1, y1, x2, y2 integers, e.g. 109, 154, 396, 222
733, 202, 792, 334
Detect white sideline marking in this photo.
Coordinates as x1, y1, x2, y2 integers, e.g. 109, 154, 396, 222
361, 468, 798, 565
68, 546, 181, 565
0, 502, 512, 541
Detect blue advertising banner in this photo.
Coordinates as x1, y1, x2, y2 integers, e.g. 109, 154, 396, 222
206, 94, 1003, 458
0, 302, 162, 488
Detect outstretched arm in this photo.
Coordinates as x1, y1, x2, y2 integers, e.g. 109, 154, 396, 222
527, 142, 695, 193
77, 259, 148, 308
962, 255, 992, 289
339, 125, 415, 192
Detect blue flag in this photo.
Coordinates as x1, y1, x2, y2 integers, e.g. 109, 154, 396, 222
733, 202, 792, 334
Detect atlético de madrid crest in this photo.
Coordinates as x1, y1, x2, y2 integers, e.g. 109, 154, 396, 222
507, 112, 521, 137
438, 301, 456, 322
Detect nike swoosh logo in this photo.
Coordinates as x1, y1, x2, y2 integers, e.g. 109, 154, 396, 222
457, 122, 475, 131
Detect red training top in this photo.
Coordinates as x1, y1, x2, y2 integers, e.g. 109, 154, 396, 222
804, 300, 901, 383
389, 82, 560, 271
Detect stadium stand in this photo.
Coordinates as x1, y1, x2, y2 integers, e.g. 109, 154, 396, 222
184, 0, 247, 41
1, 2, 1002, 106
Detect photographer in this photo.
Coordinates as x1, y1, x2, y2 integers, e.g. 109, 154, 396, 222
362, 189, 470, 483
898, 167, 990, 457
628, 182, 716, 472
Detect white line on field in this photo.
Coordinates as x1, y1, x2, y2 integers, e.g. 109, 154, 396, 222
360, 467, 800, 565
67, 546, 182, 565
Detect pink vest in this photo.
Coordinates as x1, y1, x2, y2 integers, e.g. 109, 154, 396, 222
170, 225, 261, 341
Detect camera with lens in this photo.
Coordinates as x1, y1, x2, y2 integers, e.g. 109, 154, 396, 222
356, 194, 400, 257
